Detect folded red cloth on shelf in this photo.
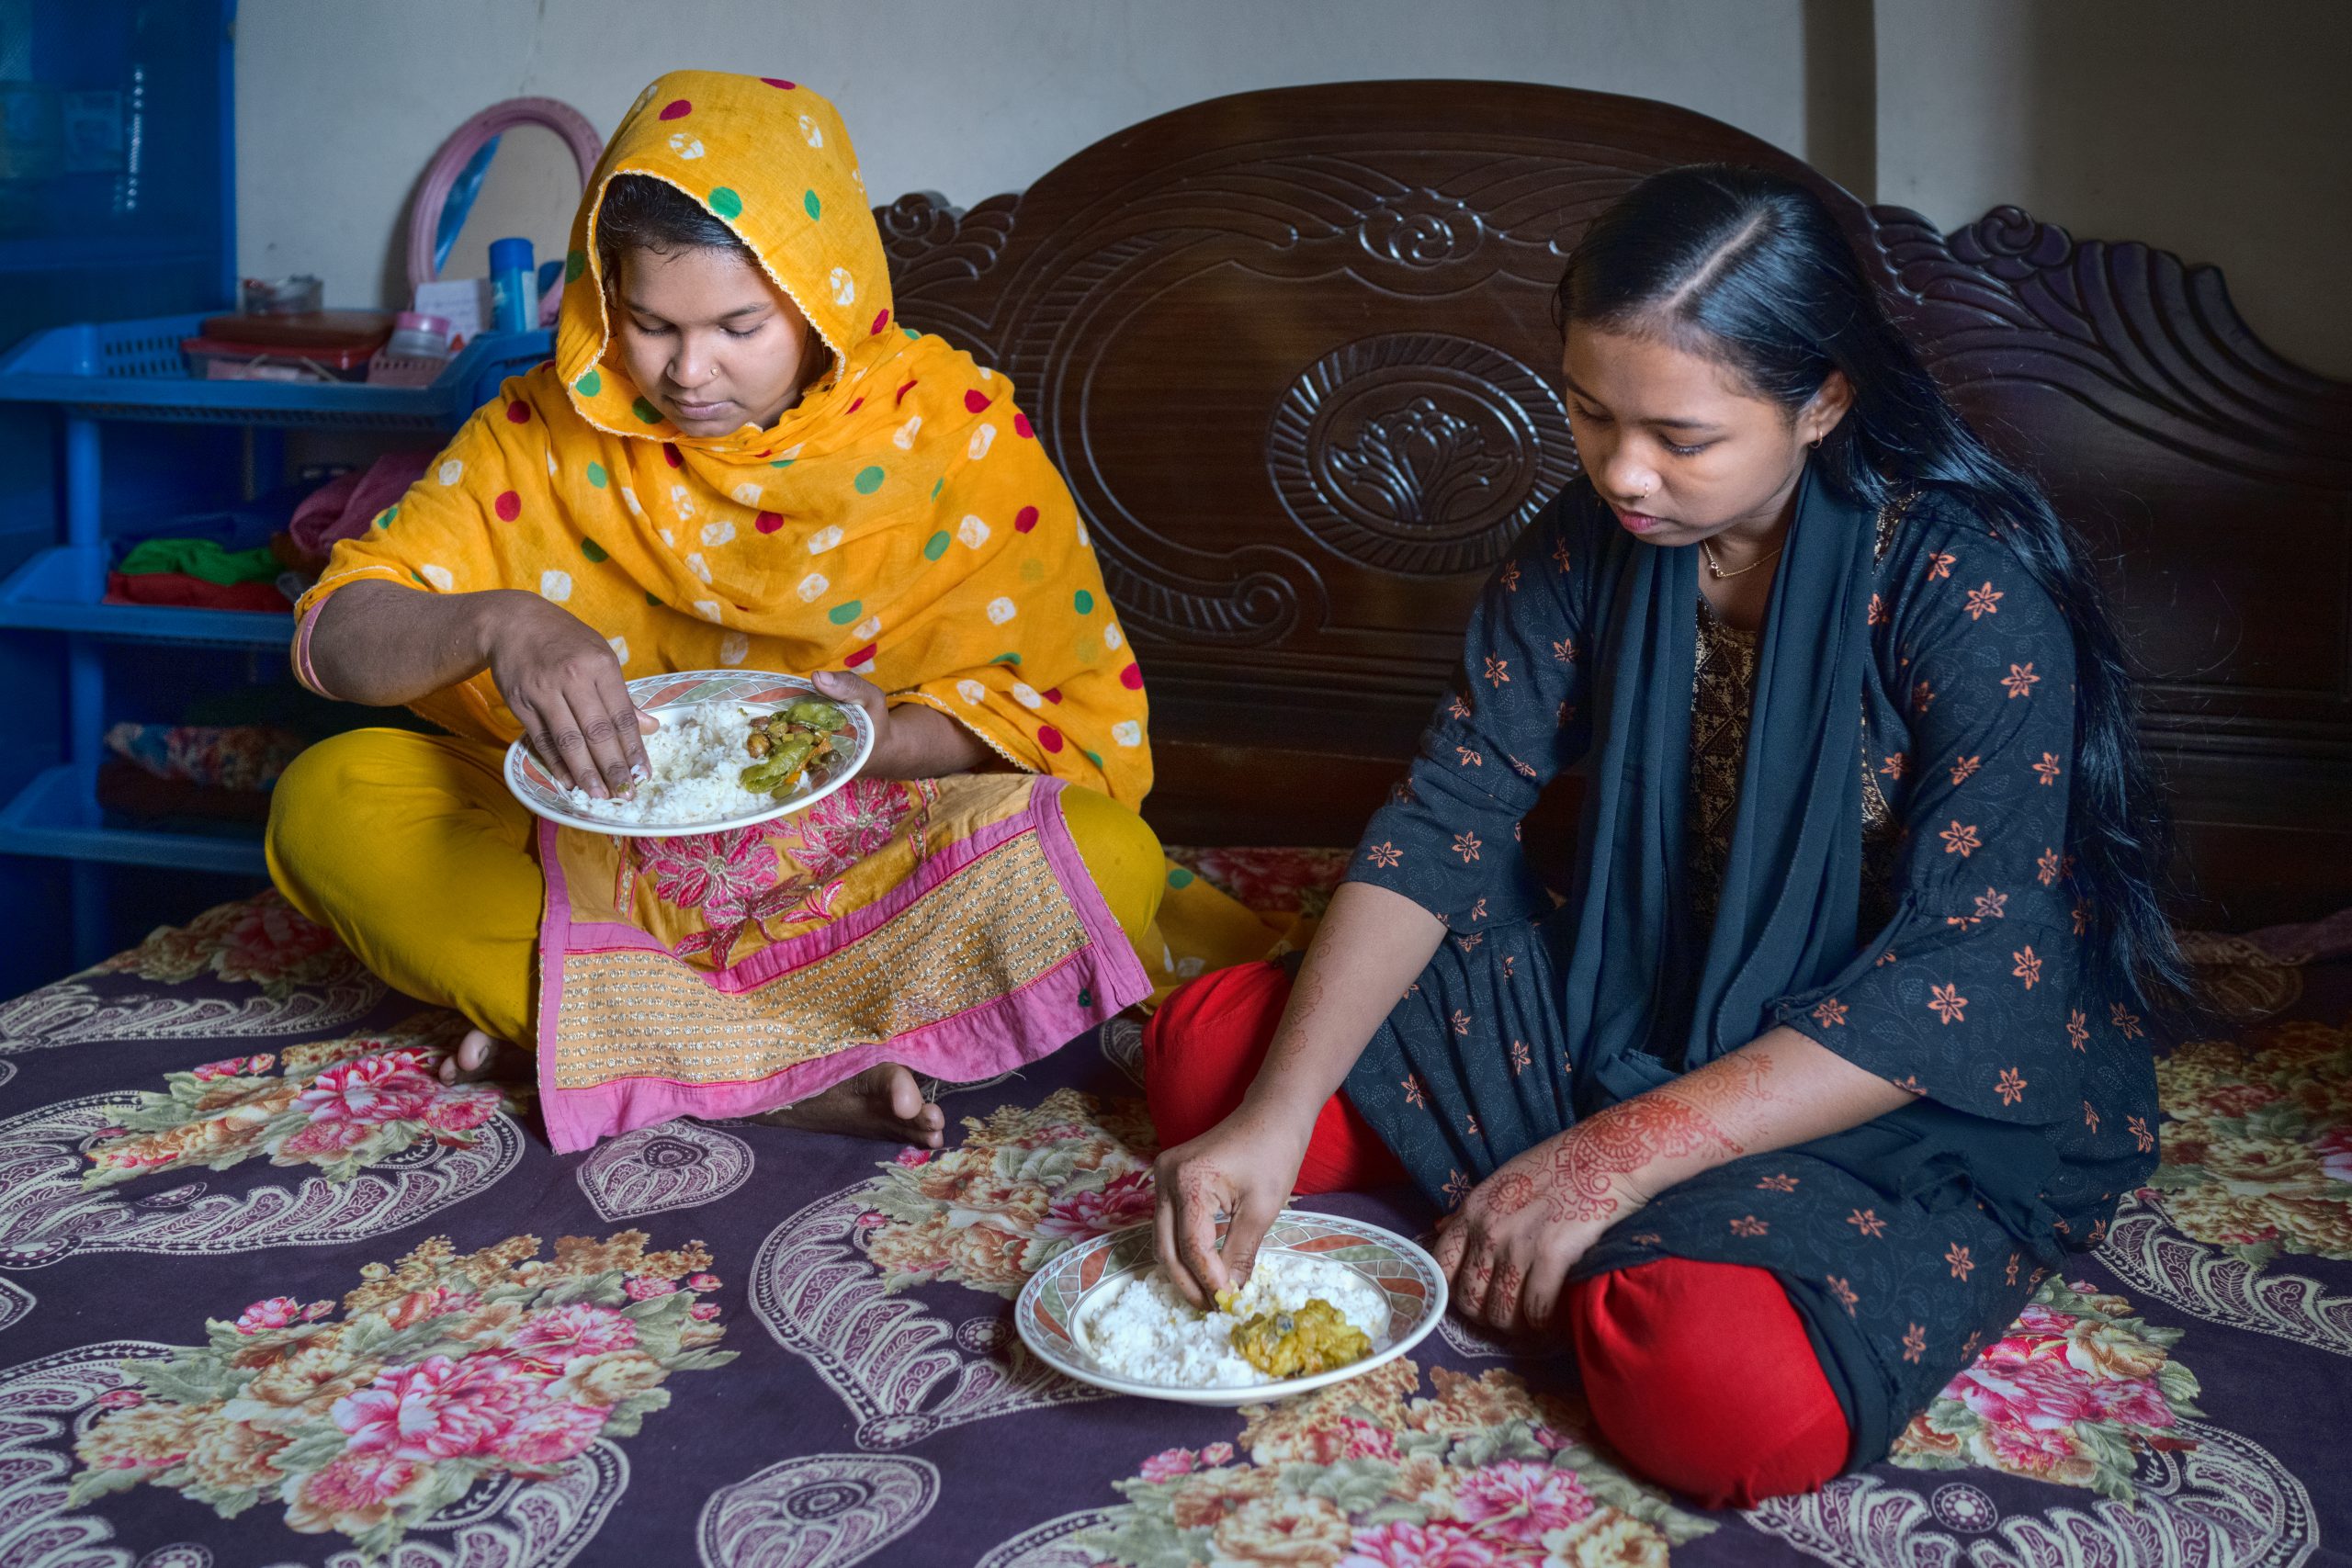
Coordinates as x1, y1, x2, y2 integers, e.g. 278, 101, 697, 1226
105, 570, 290, 613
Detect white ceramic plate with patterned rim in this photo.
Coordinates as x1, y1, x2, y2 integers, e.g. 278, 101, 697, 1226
1014, 1211, 1447, 1405
502, 669, 874, 838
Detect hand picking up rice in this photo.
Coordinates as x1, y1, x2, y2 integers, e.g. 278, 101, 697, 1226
1078, 1250, 1388, 1388
560, 698, 847, 828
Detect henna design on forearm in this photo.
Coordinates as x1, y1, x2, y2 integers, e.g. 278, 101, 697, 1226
1484, 1085, 1747, 1224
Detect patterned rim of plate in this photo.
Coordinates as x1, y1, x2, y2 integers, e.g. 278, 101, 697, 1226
502, 670, 875, 838
1012, 1211, 1447, 1406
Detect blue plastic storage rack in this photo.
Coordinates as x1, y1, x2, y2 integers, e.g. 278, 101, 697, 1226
0, 314, 549, 958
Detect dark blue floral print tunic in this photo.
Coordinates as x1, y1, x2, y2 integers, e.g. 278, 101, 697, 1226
1339, 477, 2160, 1461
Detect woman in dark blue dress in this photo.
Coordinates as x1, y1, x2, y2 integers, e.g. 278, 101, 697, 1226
1144, 166, 2191, 1508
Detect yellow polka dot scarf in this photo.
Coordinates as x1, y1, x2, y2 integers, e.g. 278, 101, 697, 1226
296, 69, 1150, 806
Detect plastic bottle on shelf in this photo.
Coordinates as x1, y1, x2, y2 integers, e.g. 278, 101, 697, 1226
488, 237, 536, 333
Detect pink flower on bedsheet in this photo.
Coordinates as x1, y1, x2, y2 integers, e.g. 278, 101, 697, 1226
494, 1400, 608, 1468
275, 1118, 373, 1158
215, 894, 346, 987
1451, 1460, 1594, 1545
505, 1303, 639, 1371
235, 1297, 305, 1334
193, 1054, 276, 1081
622, 1276, 677, 1301
424, 1088, 501, 1133
284, 1450, 429, 1537
294, 1051, 440, 1125
635, 828, 779, 926
334, 1355, 530, 1461
1138, 1446, 1198, 1483
1035, 1168, 1155, 1241
1340, 1518, 1510, 1568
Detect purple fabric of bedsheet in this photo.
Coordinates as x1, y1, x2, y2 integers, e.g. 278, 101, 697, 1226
0, 888, 2341, 1566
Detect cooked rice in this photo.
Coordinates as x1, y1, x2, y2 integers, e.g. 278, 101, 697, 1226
1077, 1250, 1391, 1388
557, 704, 787, 827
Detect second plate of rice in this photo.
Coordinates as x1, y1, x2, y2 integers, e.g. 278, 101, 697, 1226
503, 670, 874, 837
1015, 1212, 1446, 1405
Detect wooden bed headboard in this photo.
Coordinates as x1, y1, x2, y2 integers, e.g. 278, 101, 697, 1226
877, 80, 2352, 927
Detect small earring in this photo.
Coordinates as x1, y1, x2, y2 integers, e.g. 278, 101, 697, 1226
1810, 435, 1824, 450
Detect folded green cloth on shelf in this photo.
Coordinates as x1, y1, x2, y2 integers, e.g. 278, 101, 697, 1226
117, 537, 284, 585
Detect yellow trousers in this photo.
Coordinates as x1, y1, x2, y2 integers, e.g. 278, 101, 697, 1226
266, 728, 1167, 1044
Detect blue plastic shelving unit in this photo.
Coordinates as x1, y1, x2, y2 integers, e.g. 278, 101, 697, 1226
0, 320, 548, 959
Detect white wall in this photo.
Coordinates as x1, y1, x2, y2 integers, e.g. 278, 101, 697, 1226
232, 0, 2352, 376
1874, 0, 2352, 377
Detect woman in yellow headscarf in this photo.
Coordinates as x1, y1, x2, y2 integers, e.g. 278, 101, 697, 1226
268, 70, 1171, 1153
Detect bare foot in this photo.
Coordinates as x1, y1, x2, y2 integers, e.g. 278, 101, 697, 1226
437, 1029, 528, 1087
754, 1063, 945, 1148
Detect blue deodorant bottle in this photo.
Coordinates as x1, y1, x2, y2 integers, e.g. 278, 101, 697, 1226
489, 237, 537, 333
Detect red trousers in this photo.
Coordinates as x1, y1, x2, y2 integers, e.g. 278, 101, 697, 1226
1142, 960, 1850, 1511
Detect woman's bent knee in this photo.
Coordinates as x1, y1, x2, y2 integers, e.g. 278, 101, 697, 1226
1568, 1258, 1849, 1509
1060, 784, 1166, 948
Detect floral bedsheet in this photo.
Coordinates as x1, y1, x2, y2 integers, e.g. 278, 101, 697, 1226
0, 868, 2344, 1567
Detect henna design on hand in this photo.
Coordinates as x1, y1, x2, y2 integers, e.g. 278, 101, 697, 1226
1534, 1093, 1743, 1223
1484, 1170, 1538, 1218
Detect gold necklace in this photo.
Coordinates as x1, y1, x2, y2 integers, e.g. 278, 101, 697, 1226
1701, 538, 1784, 580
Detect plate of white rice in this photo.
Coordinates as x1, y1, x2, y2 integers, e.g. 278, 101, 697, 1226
503, 669, 874, 837
1014, 1211, 1446, 1405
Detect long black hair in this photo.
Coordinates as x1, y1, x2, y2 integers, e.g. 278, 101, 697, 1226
1555, 164, 2191, 1018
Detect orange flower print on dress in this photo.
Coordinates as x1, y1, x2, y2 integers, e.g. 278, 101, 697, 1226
1510, 1039, 1531, 1075
1927, 550, 1956, 581
2006, 1253, 2020, 1286
1452, 831, 1482, 863
1868, 592, 1888, 626
1402, 1074, 1428, 1109
1469, 897, 1487, 923
1812, 998, 1849, 1027
1449, 1010, 1473, 1037
1464, 1113, 1481, 1139
1914, 678, 1937, 713
2110, 1003, 2144, 1041
1448, 694, 1472, 721
1928, 983, 1969, 1024
1365, 841, 1403, 869
1552, 538, 1574, 574
1881, 753, 1907, 780
2084, 1100, 2101, 1133
1455, 745, 1484, 768
1442, 1169, 1473, 1205
2074, 900, 2090, 936
2012, 945, 2042, 989
1946, 1242, 1975, 1280
2037, 847, 2063, 886
1498, 560, 1521, 592
1940, 820, 1982, 857
1757, 1172, 1800, 1192
1730, 1215, 1769, 1237
2034, 751, 2064, 785
1826, 1275, 1860, 1314
2002, 661, 2041, 699
1974, 887, 2008, 921
1902, 1323, 1928, 1363
1963, 581, 2005, 620
1551, 637, 1577, 663
1996, 1066, 2029, 1105
1556, 700, 1577, 728
1484, 655, 1510, 687
1950, 754, 1982, 785
2067, 1010, 2090, 1051
1849, 1208, 1888, 1238
2128, 1115, 2154, 1153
